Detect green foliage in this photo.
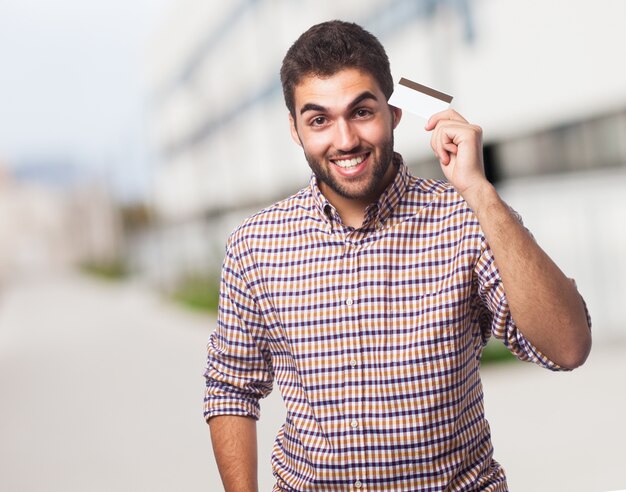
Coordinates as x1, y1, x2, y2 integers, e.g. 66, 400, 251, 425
171, 275, 220, 313
480, 338, 516, 365
80, 260, 129, 280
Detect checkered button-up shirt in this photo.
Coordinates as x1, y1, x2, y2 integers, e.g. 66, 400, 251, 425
204, 155, 567, 491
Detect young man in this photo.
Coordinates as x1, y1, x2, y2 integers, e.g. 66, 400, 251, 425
204, 20, 591, 492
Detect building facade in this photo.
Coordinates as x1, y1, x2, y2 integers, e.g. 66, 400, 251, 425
144, 0, 626, 338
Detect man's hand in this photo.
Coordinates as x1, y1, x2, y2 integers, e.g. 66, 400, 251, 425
425, 109, 487, 201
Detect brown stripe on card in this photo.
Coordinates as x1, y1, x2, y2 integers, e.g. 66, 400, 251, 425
398, 78, 453, 103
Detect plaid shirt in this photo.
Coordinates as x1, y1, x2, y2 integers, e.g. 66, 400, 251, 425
204, 155, 568, 491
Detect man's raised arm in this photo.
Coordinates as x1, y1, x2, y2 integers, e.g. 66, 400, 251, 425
426, 109, 591, 369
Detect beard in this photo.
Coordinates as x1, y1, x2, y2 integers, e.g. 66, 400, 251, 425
303, 134, 396, 201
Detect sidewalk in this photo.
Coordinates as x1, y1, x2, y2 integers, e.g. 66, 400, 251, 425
1, 272, 624, 491
481, 341, 626, 492
0, 272, 214, 491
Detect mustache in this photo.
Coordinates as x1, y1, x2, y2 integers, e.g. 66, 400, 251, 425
327, 147, 370, 159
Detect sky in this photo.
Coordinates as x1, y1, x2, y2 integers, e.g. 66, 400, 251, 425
0, 0, 174, 200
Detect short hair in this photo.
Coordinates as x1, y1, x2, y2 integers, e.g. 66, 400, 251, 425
280, 20, 394, 118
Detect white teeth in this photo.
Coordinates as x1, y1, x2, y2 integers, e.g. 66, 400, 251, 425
333, 155, 366, 168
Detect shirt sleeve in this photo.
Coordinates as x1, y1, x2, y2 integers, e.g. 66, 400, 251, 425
473, 218, 574, 372
204, 244, 273, 421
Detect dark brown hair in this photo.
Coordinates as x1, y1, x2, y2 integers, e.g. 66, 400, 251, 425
280, 20, 394, 118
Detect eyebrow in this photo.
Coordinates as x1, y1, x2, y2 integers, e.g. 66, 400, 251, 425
299, 91, 379, 115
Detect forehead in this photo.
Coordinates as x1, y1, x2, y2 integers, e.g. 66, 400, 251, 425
293, 68, 383, 112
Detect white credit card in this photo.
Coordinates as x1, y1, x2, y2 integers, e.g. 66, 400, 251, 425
388, 77, 453, 119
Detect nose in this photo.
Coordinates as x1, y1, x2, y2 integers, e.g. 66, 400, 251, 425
334, 118, 360, 152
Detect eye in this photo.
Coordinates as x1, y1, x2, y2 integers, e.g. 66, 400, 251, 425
354, 108, 373, 119
310, 115, 328, 127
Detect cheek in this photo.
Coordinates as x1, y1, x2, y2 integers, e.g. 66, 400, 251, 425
300, 133, 330, 156
362, 122, 392, 146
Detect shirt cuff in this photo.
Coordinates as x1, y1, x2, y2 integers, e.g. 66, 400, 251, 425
204, 382, 261, 422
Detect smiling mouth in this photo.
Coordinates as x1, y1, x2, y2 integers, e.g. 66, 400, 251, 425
330, 153, 369, 169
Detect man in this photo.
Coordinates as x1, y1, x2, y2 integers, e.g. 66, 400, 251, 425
204, 20, 591, 492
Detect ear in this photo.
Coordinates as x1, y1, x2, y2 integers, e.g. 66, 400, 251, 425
289, 113, 302, 146
390, 105, 402, 129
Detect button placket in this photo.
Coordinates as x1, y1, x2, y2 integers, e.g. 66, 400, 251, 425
341, 238, 366, 485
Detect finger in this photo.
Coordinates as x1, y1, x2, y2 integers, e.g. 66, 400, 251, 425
430, 123, 444, 160
425, 109, 468, 130
431, 122, 448, 162
443, 142, 458, 155
431, 124, 456, 164
431, 122, 464, 161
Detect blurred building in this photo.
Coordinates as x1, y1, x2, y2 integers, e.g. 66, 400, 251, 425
0, 162, 123, 283
145, 0, 626, 340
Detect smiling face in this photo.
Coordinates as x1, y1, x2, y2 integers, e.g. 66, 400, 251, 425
289, 68, 402, 210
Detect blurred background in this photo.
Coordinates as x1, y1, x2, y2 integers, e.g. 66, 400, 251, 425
1, 0, 625, 491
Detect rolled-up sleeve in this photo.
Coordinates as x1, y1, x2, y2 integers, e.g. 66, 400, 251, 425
204, 244, 273, 421
474, 235, 570, 372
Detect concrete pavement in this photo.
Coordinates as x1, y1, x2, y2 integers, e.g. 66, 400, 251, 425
1, 272, 624, 491
481, 342, 626, 491
0, 272, 215, 491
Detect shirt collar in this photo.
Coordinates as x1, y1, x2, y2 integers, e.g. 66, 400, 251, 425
310, 174, 335, 224
309, 152, 409, 229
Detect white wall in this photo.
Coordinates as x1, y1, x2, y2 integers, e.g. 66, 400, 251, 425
391, 0, 626, 161
498, 168, 626, 343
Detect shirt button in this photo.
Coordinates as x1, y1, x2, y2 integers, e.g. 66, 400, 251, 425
350, 419, 359, 429
349, 359, 358, 368
345, 298, 354, 306
354, 480, 363, 489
